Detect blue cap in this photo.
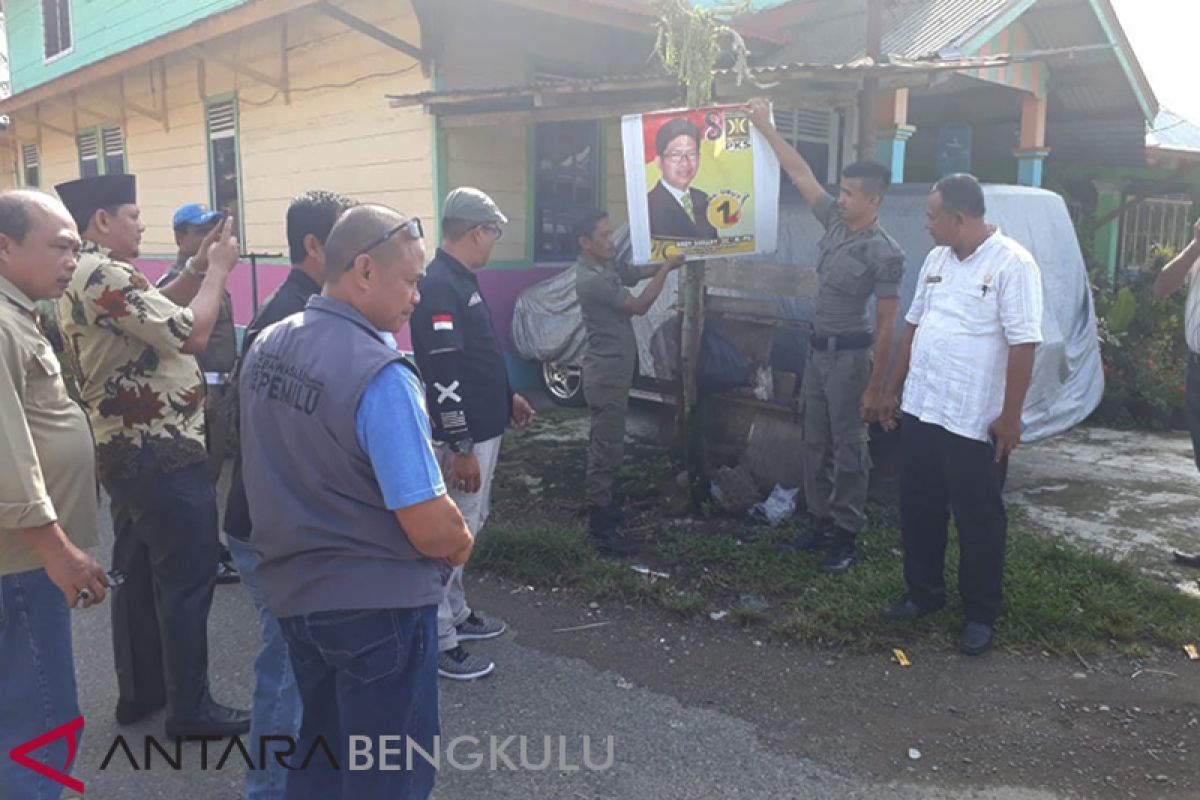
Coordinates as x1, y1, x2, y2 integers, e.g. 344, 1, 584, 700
172, 203, 222, 229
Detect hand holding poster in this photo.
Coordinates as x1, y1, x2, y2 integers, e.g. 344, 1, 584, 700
622, 103, 780, 264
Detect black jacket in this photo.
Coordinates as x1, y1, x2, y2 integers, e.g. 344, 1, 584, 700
647, 182, 720, 242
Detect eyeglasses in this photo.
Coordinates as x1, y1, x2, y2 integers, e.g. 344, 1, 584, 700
478, 223, 503, 240
344, 217, 424, 272
663, 150, 699, 164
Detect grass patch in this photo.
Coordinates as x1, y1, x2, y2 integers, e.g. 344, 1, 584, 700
476, 509, 1200, 654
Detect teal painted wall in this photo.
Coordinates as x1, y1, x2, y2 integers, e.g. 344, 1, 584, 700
7, 0, 251, 94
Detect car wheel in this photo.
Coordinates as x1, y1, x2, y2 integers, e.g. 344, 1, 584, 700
540, 361, 586, 407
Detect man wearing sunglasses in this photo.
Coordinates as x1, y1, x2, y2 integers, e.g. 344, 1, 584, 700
411, 187, 535, 682
240, 205, 471, 799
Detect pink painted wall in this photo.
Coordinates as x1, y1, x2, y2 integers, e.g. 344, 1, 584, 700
135, 258, 567, 353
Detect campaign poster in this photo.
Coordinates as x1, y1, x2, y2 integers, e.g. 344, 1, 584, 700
622, 103, 780, 264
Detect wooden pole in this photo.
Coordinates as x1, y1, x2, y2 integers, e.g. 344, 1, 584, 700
678, 260, 708, 507
857, 0, 884, 162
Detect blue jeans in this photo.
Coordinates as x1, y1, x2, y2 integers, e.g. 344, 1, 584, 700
227, 537, 301, 800
279, 606, 439, 800
0, 569, 81, 800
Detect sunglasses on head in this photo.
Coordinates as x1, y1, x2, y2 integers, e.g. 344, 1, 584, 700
344, 217, 424, 272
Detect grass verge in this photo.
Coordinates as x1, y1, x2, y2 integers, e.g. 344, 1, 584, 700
474, 509, 1200, 655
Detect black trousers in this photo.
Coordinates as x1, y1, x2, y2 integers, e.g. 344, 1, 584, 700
1186, 354, 1200, 474
899, 414, 1008, 625
103, 453, 219, 719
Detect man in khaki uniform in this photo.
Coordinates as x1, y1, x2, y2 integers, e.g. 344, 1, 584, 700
749, 100, 906, 576
574, 210, 683, 554
0, 190, 109, 800
55, 174, 249, 738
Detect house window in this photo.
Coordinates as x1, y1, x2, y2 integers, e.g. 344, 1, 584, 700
42, 0, 73, 61
533, 120, 601, 262
76, 125, 125, 178
22, 145, 40, 188
1119, 195, 1195, 271
773, 107, 836, 184
206, 98, 243, 241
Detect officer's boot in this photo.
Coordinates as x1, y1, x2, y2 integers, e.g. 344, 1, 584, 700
779, 516, 834, 552
588, 506, 637, 557
819, 528, 858, 576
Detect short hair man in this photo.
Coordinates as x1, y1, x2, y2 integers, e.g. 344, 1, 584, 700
575, 210, 684, 553
158, 203, 241, 586
411, 188, 536, 681
748, 99, 906, 575
1151, 217, 1200, 567
0, 190, 109, 798
879, 174, 1043, 655
240, 204, 472, 800
222, 188, 354, 800
647, 118, 721, 243
54, 174, 249, 736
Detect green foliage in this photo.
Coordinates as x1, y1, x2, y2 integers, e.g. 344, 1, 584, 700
652, 0, 761, 108
1092, 245, 1189, 429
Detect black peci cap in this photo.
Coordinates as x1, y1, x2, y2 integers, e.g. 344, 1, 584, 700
55, 174, 137, 233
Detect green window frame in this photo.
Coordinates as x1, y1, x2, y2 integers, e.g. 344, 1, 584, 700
205, 96, 245, 244
22, 144, 41, 188
76, 125, 126, 178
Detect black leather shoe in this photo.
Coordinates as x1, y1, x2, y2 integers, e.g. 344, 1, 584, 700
116, 698, 166, 726
1174, 550, 1200, 569
778, 518, 834, 552
957, 622, 994, 656
165, 702, 251, 738
216, 560, 241, 585
819, 536, 857, 576
590, 530, 639, 557
881, 595, 944, 621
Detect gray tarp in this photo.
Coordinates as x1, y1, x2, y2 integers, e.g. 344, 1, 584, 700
511, 185, 1104, 441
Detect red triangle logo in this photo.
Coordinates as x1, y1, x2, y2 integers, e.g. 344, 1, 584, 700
8, 715, 85, 794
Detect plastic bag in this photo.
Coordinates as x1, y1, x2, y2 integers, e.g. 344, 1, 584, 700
698, 328, 753, 393
749, 485, 798, 526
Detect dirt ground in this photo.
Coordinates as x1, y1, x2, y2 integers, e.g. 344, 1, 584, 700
480, 401, 1200, 799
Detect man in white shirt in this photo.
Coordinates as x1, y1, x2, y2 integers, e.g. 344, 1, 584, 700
1152, 218, 1200, 569
879, 174, 1043, 655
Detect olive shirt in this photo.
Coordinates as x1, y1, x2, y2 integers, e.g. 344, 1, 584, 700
0, 274, 98, 577
157, 257, 237, 374
574, 257, 643, 379
811, 192, 906, 336
56, 243, 207, 481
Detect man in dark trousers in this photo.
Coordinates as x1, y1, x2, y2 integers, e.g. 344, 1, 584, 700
575, 210, 683, 553
241, 205, 472, 800
55, 174, 249, 736
1151, 218, 1200, 569
411, 187, 535, 682
223, 189, 354, 800
647, 118, 720, 243
157, 203, 240, 585
748, 99, 906, 576
880, 174, 1043, 655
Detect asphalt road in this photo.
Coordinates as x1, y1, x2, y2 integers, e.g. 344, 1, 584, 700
58, 481, 1072, 800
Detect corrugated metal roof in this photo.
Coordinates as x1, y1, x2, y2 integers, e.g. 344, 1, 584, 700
766, 0, 1018, 64
1147, 110, 1200, 155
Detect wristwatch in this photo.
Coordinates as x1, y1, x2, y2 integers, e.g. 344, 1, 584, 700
449, 437, 475, 455
182, 256, 207, 280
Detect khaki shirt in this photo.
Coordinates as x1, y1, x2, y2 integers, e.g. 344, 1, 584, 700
812, 192, 906, 336
158, 258, 237, 374
0, 275, 98, 577
57, 243, 206, 480
575, 258, 641, 380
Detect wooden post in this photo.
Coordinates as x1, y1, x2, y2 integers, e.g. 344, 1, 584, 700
856, 0, 884, 161
678, 260, 707, 507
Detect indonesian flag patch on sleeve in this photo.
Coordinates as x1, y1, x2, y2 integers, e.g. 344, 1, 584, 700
432, 314, 454, 332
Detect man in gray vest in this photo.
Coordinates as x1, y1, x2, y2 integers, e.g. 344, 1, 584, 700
240, 204, 472, 800
749, 99, 906, 576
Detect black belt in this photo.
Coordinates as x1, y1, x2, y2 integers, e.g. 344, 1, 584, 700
810, 332, 873, 352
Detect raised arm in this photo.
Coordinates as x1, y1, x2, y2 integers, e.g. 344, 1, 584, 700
1153, 219, 1200, 298
746, 98, 826, 208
